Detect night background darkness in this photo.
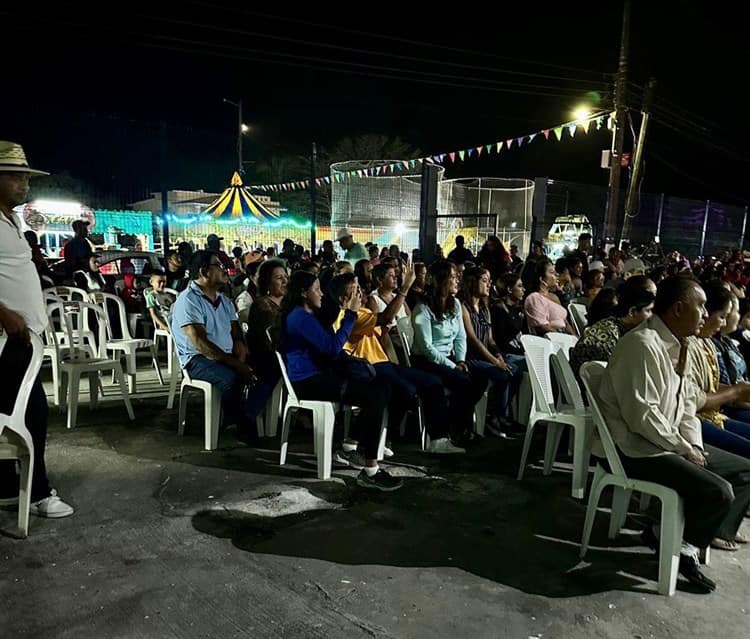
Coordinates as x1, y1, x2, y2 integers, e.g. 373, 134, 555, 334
2, 1, 748, 209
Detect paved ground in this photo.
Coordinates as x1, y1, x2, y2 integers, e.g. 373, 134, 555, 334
1, 365, 748, 638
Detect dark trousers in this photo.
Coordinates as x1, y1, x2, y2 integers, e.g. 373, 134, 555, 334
0, 337, 51, 502
185, 355, 275, 432
373, 361, 448, 438
619, 444, 750, 546
293, 373, 391, 460
700, 418, 750, 459
411, 355, 488, 439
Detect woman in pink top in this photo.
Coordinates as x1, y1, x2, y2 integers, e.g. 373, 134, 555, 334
523, 258, 576, 335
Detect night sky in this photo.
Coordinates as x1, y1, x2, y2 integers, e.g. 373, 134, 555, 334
2, 1, 748, 207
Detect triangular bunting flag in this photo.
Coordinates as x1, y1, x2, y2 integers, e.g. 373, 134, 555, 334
528, 133, 537, 142
458, 150, 465, 161
568, 124, 577, 137
506, 139, 513, 149
486, 144, 493, 154
607, 117, 614, 130
553, 126, 563, 141
476, 146, 483, 156
410, 159, 416, 169
542, 129, 550, 139
467, 149, 473, 158
581, 120, 591, 134
449, 152, 456, 162
389, 163, 396, 172
496, 141, 503, 153
324, 176, 331, 184
517, 136, 524, 147
596, 116, 604, 130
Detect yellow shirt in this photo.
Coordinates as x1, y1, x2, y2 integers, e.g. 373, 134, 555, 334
334, 308, 389, 364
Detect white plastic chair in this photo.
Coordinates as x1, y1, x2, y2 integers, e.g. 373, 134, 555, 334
0, 333, 42, 537
47, 288, 98, 356
570, 303, 588, 337
275, 351, 341, 480
89, 292, 162, 392
546, 333, 579, 360
579, 362, 687, 596
395, 317, 427, 449
52, 286, 89, 302
53, 301, 135, 430
177, 366, 223, 451
517, 335, 593, 499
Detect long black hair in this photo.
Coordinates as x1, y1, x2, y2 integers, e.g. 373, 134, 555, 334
276, 270, 318, 349
522, 257, 552, 295
424, 259, 458, 321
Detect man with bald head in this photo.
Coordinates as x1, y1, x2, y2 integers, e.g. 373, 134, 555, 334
594, 275, 750, 593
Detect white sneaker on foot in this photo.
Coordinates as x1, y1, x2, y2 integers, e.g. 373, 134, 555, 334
30, 489, 74, 519
427, 437, 466, 454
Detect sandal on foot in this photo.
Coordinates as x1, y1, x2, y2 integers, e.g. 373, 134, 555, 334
710, 537, 740, 551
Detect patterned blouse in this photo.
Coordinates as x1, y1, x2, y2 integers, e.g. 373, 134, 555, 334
569, 317, 628, 379
686, 336, 727, 428
463, 301, 494, 359
712, 334, 748, 385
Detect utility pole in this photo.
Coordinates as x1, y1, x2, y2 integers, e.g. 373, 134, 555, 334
159, 120, 169, 257
603, 0, 631, 244
310, 142, 317, 253
620, 77, 656, 244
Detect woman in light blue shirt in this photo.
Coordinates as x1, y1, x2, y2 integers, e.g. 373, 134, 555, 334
411, 260, 487, 448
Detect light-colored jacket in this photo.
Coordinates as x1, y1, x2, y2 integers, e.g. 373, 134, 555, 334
595, 314, 703, 458
411, 298, 467, 369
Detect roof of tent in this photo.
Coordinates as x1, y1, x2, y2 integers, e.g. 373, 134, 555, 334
201, 172, 278, 221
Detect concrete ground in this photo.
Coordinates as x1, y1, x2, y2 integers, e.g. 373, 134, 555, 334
1, 363, 748, 639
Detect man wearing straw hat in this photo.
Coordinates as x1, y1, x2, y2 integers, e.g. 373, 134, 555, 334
0, 141, 74, 518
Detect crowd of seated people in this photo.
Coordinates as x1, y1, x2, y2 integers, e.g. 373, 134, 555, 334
13, 218, 750, 594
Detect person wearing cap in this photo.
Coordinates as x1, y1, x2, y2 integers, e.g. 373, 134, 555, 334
586, 260, 606, 300
568, 232, 592, 280
64, 218, 93, 279
206, 233, 233, 271
336, 228, 368, 265
0, 141, 74, 518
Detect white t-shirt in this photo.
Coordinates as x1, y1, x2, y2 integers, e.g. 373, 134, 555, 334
0, 212, 47, 334
369, 290, 408, 327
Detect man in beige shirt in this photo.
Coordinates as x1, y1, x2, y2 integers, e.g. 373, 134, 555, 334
596, 275, 750, 593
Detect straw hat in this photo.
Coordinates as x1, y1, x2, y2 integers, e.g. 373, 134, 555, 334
0, 141, 49, 176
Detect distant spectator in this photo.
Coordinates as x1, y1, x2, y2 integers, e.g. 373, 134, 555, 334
145, 271, 174, 332
64, 219, 93, 277
509, 244, 523, 271
337, 227, 368, 264
74, 254, 108, 292
447, 235, 474, 264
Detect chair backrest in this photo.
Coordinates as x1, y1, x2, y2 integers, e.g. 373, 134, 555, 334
0, 332, 44, 438
49, 301, 107, 361
89, 291, 132, 341
274, 351, 299, 403
580, 361, 625, 477
546, 332, 578, 360
43, 289, 62, 305
395, 316, 414, 366
570, 303, 588, 336
550, 349, 585, 410
164, 287, 179, 298
53, 286, 88, 302
520, 334, 557, 416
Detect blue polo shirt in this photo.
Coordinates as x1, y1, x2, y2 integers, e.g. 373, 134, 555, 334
171, 281, 238, 368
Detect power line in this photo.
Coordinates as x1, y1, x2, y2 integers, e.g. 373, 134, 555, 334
184, 1, 614, 81
13, 19, 606, 99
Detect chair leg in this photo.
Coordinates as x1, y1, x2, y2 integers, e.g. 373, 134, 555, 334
376, 409, 388, 461
571, 421, 592, 499
178, 385, 189, 436
474, 391, 489, 437
51, 357, 60, 407
167, 362, 180, 410
543, 423, 565, 476
517, 418, 539, 481
516, 374, 531, 426
279, 406, 295, 465
580, 465, 607, 558
657, 495, 684, 596
608, 487, 633, 539
313, 404, 336, 480
167, 337, 174, 376
88, 372, 98, 411
17, 452, 33, 538
205, 388, 221, 451
418, 403, 427, 451
151, 345, 164, 386
67, 370, 81, 429
114, 364, 135, 420
126, 352, 137, 395
264, 381, 282, 438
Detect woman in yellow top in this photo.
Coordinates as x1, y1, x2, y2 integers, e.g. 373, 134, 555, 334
686, 282, 750, 549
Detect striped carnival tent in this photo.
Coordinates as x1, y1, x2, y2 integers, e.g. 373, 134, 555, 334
202, 171, 279, 221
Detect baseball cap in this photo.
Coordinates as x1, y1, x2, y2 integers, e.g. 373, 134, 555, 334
589, 260, 605, 272
206, 233, 224, 242
336, 227, 353, 241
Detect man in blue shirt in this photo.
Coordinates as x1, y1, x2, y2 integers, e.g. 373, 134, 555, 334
171, 250, 271, 443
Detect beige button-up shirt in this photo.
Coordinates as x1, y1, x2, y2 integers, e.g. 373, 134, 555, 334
595, 314, 703, 458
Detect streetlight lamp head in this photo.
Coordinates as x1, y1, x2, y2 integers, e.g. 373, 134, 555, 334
241, 123, 250, 134
572, 105, 592, 121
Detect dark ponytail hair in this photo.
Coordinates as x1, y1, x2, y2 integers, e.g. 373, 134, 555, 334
424, 260, 458, 320
276, 270, 318, 349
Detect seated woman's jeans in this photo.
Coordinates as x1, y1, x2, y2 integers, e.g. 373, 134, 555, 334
700, 418, 750, 459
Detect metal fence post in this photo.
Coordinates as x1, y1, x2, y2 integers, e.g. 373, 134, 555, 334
700, 200, 710, 257
740, 205, 748, 250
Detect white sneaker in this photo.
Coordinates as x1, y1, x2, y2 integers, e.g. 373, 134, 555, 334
30, 489, 75, 519
427, 437, 466, 454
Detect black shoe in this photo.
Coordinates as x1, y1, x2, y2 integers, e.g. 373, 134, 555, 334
356, 468, 403, 492
678, 555, 716, 593
334, 448, 366, 470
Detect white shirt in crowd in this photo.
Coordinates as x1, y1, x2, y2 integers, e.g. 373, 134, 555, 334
0, 212, 47, 334
369, 290, 407, 327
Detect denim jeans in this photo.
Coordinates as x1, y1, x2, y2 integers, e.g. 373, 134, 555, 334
701, 418, 750, 459
185, 355, 274, 430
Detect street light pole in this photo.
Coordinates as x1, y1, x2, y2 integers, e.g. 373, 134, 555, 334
223, 98, 244, 174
